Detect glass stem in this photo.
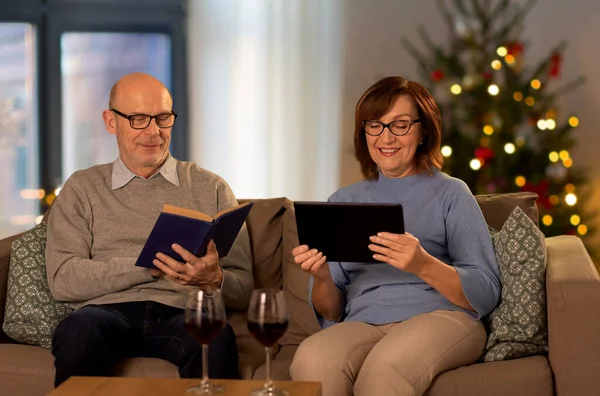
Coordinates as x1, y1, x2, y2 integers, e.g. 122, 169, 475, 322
265, 346, 273, 390
201, 344, 209, 386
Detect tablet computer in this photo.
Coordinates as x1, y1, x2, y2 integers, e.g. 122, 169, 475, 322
293, 201, 405, 263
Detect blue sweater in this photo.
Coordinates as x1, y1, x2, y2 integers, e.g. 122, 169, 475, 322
310, 170, 501, 328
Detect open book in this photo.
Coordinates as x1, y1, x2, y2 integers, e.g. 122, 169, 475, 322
135, 202, 254, 269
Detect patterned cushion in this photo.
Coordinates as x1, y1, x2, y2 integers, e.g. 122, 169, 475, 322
483, 206, 548, 362
2, 222, 72, 348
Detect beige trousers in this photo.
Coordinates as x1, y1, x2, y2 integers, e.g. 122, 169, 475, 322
289, 310, 486, 396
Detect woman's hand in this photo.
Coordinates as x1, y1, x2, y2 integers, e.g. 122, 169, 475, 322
293, 245, 343, 320
368, 232, 431, 276
292, 245, 330, 281
370, 232, 475, 312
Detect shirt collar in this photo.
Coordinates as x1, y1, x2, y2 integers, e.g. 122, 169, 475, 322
111, 155, 180, 190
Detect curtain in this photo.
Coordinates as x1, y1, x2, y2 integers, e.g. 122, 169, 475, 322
187, 0, 343, 200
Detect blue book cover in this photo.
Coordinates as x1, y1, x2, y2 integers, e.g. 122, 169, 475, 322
135, 202, 254, 269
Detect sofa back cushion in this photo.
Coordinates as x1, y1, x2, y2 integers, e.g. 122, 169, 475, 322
475, 192, 539, 230
238, 198, 287, 290
229, 198, 291, 373
279, 201, 321, 345
235, 197, 321, 346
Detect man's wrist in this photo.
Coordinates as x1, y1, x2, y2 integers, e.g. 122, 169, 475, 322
217, 267, 224, 289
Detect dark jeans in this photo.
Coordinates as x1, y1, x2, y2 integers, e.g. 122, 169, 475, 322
52, 301, 239, 388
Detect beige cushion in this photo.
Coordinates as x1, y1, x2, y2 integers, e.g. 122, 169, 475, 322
475, 192, 539, 230
483, 207, 548, 361
232, 198, 290, 373
426, 356, 553, 396
0, 344, 55, 396
239, 198, 287, 290
279, 201, 320, 346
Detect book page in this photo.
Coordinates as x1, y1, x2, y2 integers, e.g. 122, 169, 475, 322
214, 201, 253, 219
162, 204, 213, 222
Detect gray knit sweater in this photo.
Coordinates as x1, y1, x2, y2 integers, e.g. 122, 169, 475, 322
45, 160, 253, 311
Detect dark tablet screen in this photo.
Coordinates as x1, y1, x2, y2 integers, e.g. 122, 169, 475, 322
294, 201, 405, 263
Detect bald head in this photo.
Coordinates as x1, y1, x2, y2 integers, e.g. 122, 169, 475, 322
108, 72, 172, 110
103, 72, 173, 178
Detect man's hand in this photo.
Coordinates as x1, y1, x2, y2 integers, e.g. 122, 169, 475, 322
152, 239, 223, 289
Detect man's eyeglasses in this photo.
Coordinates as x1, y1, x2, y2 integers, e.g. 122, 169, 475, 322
111, 108, 177, 130
362, 119, 421, 137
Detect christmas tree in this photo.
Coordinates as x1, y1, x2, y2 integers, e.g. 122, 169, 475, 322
403, 0, 596, 254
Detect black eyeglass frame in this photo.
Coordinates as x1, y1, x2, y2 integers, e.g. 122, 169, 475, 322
110, 108, 178, 130
362, 119, 422, 137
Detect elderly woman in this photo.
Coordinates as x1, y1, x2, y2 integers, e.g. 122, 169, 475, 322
290, 76, 500, 396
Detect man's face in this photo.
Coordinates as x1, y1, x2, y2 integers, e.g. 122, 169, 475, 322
103, 79, 173, 177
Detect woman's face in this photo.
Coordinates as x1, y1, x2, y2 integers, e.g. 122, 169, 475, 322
365, 95, 422, 178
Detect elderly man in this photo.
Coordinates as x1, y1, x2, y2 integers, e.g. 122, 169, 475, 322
45, 72, 253, 387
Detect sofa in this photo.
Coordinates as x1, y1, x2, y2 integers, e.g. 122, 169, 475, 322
1, 193, 599, 396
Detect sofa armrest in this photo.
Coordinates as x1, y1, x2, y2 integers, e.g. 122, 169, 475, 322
0, 232, 23, 343
546, 235, 600, 396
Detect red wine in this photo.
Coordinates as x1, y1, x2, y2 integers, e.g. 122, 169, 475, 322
247, 321, 288, 347
185, 314, 225, 344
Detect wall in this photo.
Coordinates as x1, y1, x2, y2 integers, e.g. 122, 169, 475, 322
338, 0, 600, 244
187, 0, 600, 242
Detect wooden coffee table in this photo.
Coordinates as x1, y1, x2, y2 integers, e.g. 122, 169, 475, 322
47, 376, 321, 395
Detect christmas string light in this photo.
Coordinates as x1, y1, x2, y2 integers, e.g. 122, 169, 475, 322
487, 85, 500, 95
469, 159, 482, 170
441, 146, 453, 157
568, 116, 579, 127
570, 215, 581, 226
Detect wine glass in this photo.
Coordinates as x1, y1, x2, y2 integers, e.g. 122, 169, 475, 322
247, 289, 289, 396
184, 289, 227, 394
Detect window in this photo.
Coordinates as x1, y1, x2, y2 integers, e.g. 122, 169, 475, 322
0, 0, 187, 237
0, 23, 38, 238
61, 32, 171, 178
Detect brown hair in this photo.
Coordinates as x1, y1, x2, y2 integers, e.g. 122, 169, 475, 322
354, 76, 443, 180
